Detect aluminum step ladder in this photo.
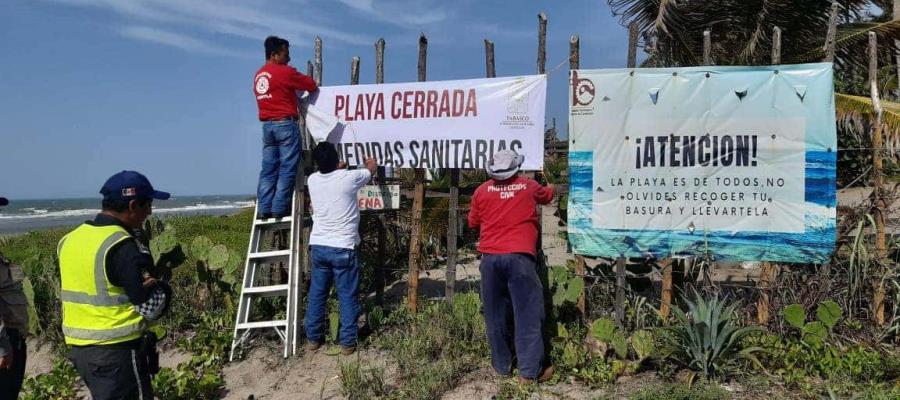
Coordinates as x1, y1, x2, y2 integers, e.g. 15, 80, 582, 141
229, 187, 304, 360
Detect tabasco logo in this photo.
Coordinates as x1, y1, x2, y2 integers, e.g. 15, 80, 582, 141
571, 70, 595, 106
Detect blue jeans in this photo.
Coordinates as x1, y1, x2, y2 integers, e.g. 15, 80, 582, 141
304, 245, 361, 347
480, 253, 546, 379
257, 120, 300, 215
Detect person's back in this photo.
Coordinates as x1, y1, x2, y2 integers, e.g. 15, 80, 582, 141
467, 150, 555, 384
253, 35, 318, 220
308, 168, 372, 249
470, 175, 554, 256
304, 142, 376, 355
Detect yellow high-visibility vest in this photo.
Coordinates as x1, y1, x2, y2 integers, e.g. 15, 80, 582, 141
58, 224, 146, 346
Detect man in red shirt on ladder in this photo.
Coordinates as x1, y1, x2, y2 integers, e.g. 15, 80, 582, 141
253, 36, 318, 219
468, 149, 555, 384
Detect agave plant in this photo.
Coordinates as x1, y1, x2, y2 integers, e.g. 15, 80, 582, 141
662, 291, 762, 378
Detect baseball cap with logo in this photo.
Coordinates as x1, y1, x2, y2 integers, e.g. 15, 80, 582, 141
100, 171, 170, 201
486, 149, 525, 181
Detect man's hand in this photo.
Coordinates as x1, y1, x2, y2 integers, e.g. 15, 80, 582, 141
546, 183, 555, 192
364, 157, 377, 177
337, 161, 348, 169
0, 355, 12, 369
142, 277, 158, 288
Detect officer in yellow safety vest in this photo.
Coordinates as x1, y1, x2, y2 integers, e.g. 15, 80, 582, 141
59, 171, 172, 400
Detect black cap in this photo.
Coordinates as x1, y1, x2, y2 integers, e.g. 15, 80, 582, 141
100, 171, 170, 201
0, 197, 7, 207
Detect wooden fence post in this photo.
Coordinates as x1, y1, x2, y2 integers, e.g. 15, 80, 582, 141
702, 29, 712, 65
407, 34, 428, 312
824, 1, 839, 63
314, 36, 323, 86
627, 22, 638, 68
374, 38, 387, 306
569, 34, 587, 320
757, 26, 782, 326
537, 13, 547, 74
350, 56, 360, 85
772, 27, 782, 65
535, 13, 546, 266
869, 32, 888, 326
616, 26, 639, 329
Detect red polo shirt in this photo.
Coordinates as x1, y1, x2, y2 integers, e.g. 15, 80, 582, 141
254, 63, 318, 121
468, 176, 554, 256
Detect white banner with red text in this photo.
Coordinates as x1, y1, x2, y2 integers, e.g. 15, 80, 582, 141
307, 75, 547, 170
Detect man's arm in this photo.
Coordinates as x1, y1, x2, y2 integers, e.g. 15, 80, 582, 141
534, 181, 555, 205
106, 240, 153, 305
288, 67, 318, 92
352, 157, 377, 190
468, 189, 482, 228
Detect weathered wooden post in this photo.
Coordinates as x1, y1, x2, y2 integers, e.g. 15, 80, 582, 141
314, 36, 323, 86
407, 34, 428, 312
350, 56, 360, 85
702, 29, 712, 65
569, 34, 587, 320
445, 30, 465, 302
757, 27, 782, 325
824, 1, 839, 63
535, 13, 546, 271
627, 22, 638, 68
374, 38, 387, 306
895, 0, 900, 99
868, 32, 888, 326
771, 27, 782, 65
617, 25, 639, 329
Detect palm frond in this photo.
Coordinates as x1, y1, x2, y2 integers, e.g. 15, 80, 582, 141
835, 93, 900, 150
793, 19, 900, 65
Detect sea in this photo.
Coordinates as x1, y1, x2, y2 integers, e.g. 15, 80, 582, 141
0, 195, 255, 235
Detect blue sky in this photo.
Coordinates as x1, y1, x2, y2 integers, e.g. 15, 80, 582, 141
0, 0, 634, 199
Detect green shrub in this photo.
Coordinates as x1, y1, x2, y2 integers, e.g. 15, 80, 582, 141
747, 331, 895, 388
21, 358, 79, 400
373, 292, 488, 399
781, 300, 842, 346
339, 360, 387, 400
152, 353, 224, 400
629, 381, 729, 400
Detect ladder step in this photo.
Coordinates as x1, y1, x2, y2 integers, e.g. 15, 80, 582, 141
255, 216, 292, 226
242, 284, 289, 296
237, 320, 288, 330
248, 250, 291, 260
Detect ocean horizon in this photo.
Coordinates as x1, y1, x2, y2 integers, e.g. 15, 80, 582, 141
0, 194, 255, 235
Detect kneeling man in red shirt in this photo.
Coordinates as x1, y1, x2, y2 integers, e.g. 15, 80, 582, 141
468, 149, 555, 383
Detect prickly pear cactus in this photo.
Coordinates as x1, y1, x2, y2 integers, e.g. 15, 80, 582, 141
207, 245, 229, 271
191, 236, 213, 261
150, 229, 177, 265
631, 329, 655, 361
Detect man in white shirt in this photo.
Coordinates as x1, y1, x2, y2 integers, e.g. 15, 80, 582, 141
304, 142, 376, 355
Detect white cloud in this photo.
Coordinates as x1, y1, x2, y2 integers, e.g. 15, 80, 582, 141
43, 0, 373, 50
119, 25, 249, 58
337, 0, 449, 26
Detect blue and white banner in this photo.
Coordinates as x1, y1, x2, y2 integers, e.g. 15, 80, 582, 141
568, 64, 836, 262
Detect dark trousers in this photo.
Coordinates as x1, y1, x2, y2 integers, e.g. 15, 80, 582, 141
69, 342, 153, 400
0, 329, 26, 399
479, 253, 545, 379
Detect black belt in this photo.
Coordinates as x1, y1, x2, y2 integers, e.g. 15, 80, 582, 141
262, 116, 298, 122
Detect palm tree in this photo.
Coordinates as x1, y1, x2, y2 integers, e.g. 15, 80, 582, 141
608, 0, 900, 174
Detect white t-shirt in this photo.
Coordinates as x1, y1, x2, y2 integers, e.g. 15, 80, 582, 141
308, 169, 372, 249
